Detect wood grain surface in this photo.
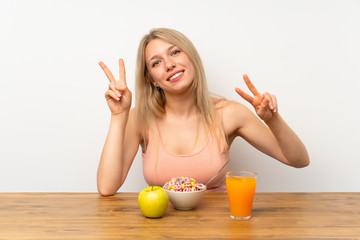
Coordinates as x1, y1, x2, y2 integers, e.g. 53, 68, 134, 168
1, 193, 359, 239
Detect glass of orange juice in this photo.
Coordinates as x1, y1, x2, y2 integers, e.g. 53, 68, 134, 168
225, 170, 257, 220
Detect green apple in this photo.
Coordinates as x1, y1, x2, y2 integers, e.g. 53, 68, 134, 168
138, 186, 169, 218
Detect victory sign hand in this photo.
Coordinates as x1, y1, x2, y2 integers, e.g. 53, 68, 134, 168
235, 74, 277, 122
99, 59, 132, 116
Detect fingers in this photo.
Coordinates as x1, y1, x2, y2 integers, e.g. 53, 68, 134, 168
235, 87, 254, 104
271, 94, 277, 112
261, 96, 269, 107
109, 82, 122, 98
243, 74, 260, 97
263, 92, 277, 112
99, 59, 128, 95
118, 58, 127, 88
105, 89, 120, 101
99, 61, 116, 83
239, 74, 278, 112
106, 82, 122, 101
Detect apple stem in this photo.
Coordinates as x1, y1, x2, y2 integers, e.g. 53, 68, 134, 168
151, 186, 154, 191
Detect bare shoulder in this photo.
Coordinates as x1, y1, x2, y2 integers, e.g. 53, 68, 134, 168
220, 100, 253, 119
219, 100, 257, 136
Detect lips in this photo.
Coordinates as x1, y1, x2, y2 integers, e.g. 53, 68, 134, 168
167, 70, 184, 82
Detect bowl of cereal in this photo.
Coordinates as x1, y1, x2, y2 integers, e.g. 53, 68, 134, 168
163, 177, 207, 210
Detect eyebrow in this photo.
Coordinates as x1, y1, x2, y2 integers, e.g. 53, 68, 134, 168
147, 45, 177, 64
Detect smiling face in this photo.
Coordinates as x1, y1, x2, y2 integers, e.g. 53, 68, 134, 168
145, 38, 195, 94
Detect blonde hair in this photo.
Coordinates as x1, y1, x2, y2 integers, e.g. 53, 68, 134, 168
135, 28, 226, 147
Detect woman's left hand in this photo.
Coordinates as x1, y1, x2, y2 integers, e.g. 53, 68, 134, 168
235, 74, 277, 123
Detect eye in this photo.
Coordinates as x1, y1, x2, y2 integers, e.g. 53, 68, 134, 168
171, 50, 180, 56
152, 60, 160, 67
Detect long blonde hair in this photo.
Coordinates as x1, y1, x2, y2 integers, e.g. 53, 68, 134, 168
135, 28, 226, 148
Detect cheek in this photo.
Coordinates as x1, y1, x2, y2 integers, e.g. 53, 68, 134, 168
148, 69, 162, 83
188, 63, 196, 78
183, 57, 195, 76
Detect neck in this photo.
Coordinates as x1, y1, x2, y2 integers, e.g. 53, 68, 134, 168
163, 90, 198, 118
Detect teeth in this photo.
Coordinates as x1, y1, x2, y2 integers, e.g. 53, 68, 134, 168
169, 71, 183, 81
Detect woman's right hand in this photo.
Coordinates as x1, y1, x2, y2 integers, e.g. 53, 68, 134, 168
98, 59, 132, 115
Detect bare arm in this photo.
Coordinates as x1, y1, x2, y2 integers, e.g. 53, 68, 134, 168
97, 110, 140, 196
263, 113, 309, 167
97, 59, 141, 196
227, 74, 309, 168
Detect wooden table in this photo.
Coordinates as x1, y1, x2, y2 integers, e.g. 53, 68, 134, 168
1, 193, 359, 239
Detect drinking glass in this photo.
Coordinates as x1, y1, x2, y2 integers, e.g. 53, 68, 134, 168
225, 170, 257, 220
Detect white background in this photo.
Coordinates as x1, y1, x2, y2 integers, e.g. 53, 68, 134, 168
1, 0, 359, 192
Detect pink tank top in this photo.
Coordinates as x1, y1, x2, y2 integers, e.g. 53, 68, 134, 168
142, 106, 230, 192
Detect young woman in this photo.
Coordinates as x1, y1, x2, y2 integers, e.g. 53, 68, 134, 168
97, 28, 309, 196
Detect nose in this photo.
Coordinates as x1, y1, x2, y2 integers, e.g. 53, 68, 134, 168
164, 58, 176, 71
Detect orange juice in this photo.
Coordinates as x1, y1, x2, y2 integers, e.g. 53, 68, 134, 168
226, 172, 257, 219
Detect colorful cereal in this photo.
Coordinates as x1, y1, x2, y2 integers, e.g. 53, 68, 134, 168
163, 177, 206, 192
